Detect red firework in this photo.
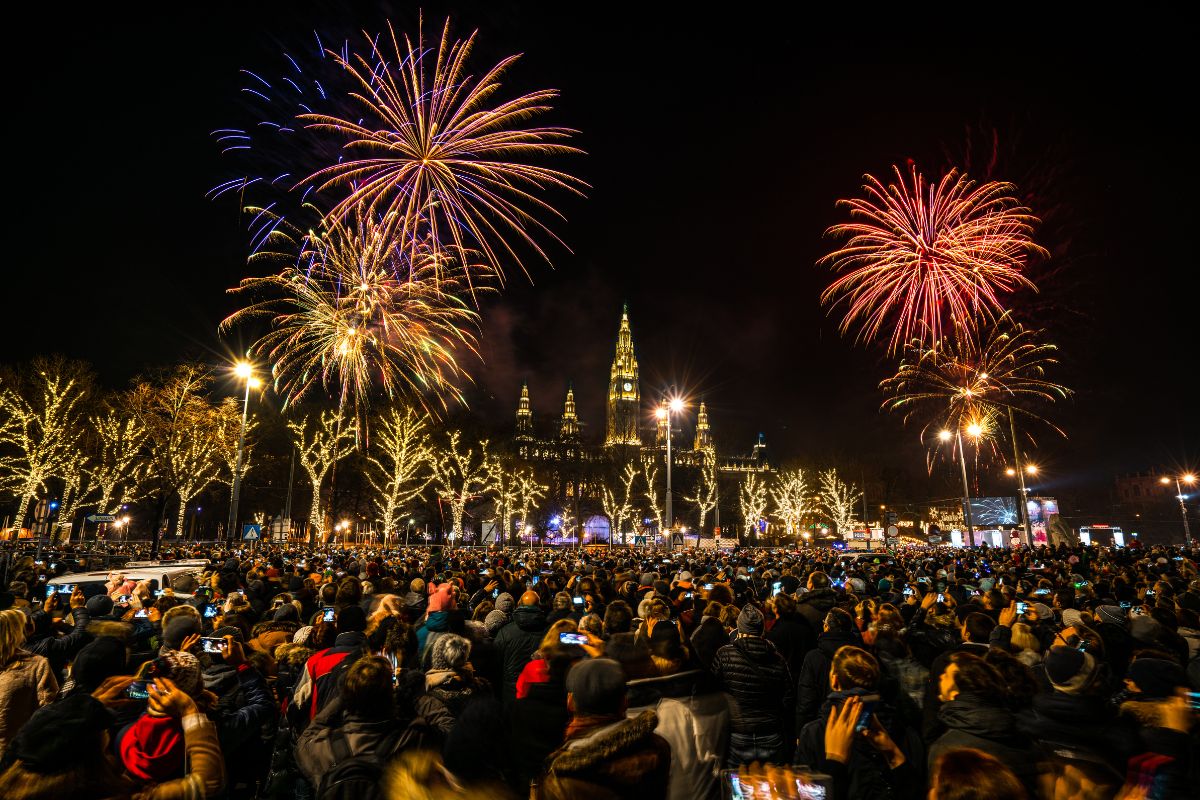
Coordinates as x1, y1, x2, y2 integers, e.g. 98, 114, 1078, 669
820, 164, 1044, 353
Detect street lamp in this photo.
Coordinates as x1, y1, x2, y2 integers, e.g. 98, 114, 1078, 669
657, 397, 686, 531
226, 361, 260, 546
1159, 473, 1196, 547
939, 426, 977, 543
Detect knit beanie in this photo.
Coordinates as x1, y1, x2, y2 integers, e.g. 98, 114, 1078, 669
484, 610, 508, 636
163, 616, 202, 651
8, 694, 114, 774
737, 604, 765, 636
431, 633, 471, 671
494, 592, 515, 615
1061, 609, 1085, 629
69, 636, 128, 694
118, 713, 184, 782
86, 595, 114, 617
1044, 645, 1100, 694
410, 578, 427, 595
1127, 658, 1186, 699
428, 583, 456, 614
158, 650, 204, 698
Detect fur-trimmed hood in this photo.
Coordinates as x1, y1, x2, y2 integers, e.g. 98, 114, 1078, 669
552, 709, 660, 773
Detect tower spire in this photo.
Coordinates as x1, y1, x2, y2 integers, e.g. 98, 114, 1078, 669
560, 382, 580, 439
605, 307, 641, 446
515, 380, 533, 439
694, 400, 713, 453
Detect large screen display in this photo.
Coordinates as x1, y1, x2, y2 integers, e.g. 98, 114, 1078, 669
965, 497, 1020, 527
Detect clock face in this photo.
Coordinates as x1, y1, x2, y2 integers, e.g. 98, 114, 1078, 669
623, 382, 633, 392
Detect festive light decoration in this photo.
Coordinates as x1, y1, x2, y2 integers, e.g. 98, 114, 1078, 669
600, 462, 639, 546
223, 211, 481, 419
641, 460, 663, 531
287, 409, 355, 542
821, 164, 1044, 353
430, 430, 493, 541
366, 405, 434, 542
684, 453, 719, 534
880, 311, 1070, 448
771, 468, 811, 540
298, 18, 586, 284
739, 473, 768, 541
818, 469, 862, 538
513, 471, 547, 542
89, 409, 149, 518
0, 357, 92, 529
215, 396, 258, 495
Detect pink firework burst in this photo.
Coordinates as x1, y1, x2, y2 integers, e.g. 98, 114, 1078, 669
820, 164, 1045, 353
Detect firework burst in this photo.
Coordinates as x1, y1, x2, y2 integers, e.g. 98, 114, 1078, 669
221, 210, 482, 417
299, 18, 586, 285
880, 311, 1071, 451
821, 164, 1045, 353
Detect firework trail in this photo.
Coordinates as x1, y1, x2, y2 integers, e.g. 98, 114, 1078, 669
821, 164, 1045, 353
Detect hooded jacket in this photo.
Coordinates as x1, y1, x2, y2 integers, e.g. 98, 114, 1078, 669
1016, 689, 1140, 770
928, 693, 1037, 792
532, 710, 671, 800
294, 695, 435, 785
711, 634, 794, 736
795, 588, 838, 630
287, 630, 366, 731
689, 616, 730, 672
493, 604, 547, 702
765, 610, 816, 678
796, 629, 862, 727
0, 651, 59, 754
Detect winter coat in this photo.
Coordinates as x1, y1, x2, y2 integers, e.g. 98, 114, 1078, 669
425, 667, 491, 718
795, 588, 838, 631
878, 652, 928, 711
689, 616, 730, 672
532, 710, 672, 800
294, 695, 435, 785
927, 693, 1037, 792
287, 631, 366, 731
795, 690, 922, 800
626, 669, 731, 800
204, 661, 278, 789
402, 590, 428, 623
508, 672, 571, 790
493, 604, 547, 702
0, 651, 59, 753
26, 607, 92, 677
1016, 690, 1140, 772
765, 611, 816, 678
796, 629, 862, 728
415, 610, 451, 661
921, 641, 990, 741
711, 634, 795, 739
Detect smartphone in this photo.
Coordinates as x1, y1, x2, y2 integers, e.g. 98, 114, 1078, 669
531, 576, 540, 585
1130, 606, 1146, 617
684, 591, 693, 599
1120, 601, 1132, 609
203, 604, 218, 619
559, 632, 589, 645
1145, 589, 1156, 596
572, 596, 585, 606
854, 694, 881, 732
201, 637, 228, 654
134, 608, 149, 619
49, 563, 56, 570
747, 567, 755, 573
322, 606, 337, 623
56, 584, 75, 595
772, 581, 783, 597
1186, 691, 1200, 712
703, 583, 714, 591
127, 680, 151, 700
1015, 601, 1028, 615
1074, 581, 1089, 589
1034, 588, 1052, 596
115, 595, 132, 604
492, 588, 500, 599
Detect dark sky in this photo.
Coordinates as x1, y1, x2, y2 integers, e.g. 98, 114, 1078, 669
9, 2, 1198, 502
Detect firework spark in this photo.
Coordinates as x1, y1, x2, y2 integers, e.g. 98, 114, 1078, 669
221, 210, 482, 417
821, 164, 1045, 353
880, 311, 1071, 447
299, 18, 586, 285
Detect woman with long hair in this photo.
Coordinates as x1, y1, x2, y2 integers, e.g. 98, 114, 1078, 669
0, 609, 58, 752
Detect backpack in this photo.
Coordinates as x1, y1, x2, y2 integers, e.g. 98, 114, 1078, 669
315, 728, 402, 800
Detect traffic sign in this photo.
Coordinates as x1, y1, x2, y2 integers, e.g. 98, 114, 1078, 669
886, 525, 899, 538
242, 523, 262, 541
87, 514, 117, 523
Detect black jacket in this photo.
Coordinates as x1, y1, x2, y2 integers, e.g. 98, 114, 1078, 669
690, 617, 730, 672
796, 629, 862, 728
927, 693, 1037, 792
26, 607, 91, 676
1016, 690, 1140, 771
921, 641, 990, 741
493, 605, 547, 702
765, 612, 816, 679
795, 588, 838, 631
711, 634, 794, 737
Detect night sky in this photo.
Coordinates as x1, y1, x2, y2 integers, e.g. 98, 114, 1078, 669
10, 3, 1198, 505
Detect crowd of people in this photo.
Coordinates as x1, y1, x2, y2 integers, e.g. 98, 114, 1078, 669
0, 540, 1197, 799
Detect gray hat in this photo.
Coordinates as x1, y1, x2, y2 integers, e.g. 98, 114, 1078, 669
85, 595, 114, 617
484, 609, 508, 636
1096, 605, 1127, 627
639, 572, 656, 587
737, 604, 764, 636
566, 657, 627, 715
494, 592, 515, 615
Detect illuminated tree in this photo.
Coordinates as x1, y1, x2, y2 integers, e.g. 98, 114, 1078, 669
739, 473, 768, 541
214, 397, 257, 496
771, 468, 811, 542
129, 364, 224, 553
0, 357, 93, 530
487, 455, 544, 544
431, 431, 493, 542
685, 455, 720, 535
287, 409, 354, 543
819, 469, 862, 538
367, 405, 433, 542
641, 460, 663, 532
513, 471, 547, 542
89, 406, 149, 516
601, 463, 638, 546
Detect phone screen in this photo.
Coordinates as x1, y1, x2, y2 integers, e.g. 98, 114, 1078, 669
572, 596, 584, 606
559, 632, 589, 645
322, 606, 336, 623
1015, 601, 1028, 615
903, 587, 914, 597
127, 680, 150, 700
703, 583, 714, 591
134, 608, 149, 619
772, 581, 783, 597
936, 593, 945, 603
203, 604, 218, 619
201, 637, 227, 654
1187, 691, 1200, 712
492, 588, 499, 599
56, 584, 75, 595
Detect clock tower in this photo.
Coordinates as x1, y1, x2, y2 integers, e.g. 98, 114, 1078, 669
605, 305, 641, 447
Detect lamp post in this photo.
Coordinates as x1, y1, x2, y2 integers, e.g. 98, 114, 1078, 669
940, 426, 980, 544
226, 362, 260, 546
1159, 473, 1196, 547
656, 396, 686, 532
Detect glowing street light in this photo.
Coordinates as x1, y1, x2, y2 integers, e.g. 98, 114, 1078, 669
226, 360, 259, 546
1159, 473, 1196, 546
939, 427, 975, 542
658, 396, 686, 530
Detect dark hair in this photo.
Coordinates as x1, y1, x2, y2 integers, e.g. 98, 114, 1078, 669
930, 747, 1027, 800
831, 645, 880, 691
947, 652, 1005, 702
384, 621, 417, 668
773, 593, 797, 615
809, 571, 831, 590
603, 600, 633, 636
341, 656, 395, 720
824, 607, 854, 634
962, 612, 996, 644
335, 577, 363, 607
983, 649, 1038, 710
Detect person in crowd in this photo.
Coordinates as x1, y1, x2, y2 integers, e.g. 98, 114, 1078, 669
425, 633, 490, 718
494, 590, 548, 704
0, 608, 59, 752
927, 748, 1028, 800
797, 608, 862, 727
712, 603, 795, 765
532, 657, 671, 800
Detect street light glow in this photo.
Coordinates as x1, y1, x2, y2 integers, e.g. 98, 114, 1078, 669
234, 362, 253, 379
655, 407, 667, 420
669, 397, 684, 413
938, 430, 952, 442
1026, 465, 1039, 475
1184, 474, 1197, 484
1006, 468, 1016, 476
